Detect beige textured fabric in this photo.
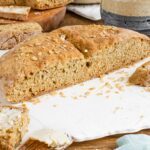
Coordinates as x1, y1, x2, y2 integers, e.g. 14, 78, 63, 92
102, 0, 150, 16
0, 25, 150, 103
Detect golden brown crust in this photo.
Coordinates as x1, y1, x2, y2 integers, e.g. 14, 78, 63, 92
0, 29, 84, 80
60, 25, 150, 57
129, 61, 150, 87
26, 0, 73, 10
0, 25, 150, 102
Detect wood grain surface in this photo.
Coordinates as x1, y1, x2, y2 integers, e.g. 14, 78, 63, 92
0, 7, 66, 32
19, 12, 150, 150
60, 11, 103, 27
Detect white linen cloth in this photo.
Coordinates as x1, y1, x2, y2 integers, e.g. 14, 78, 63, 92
67, 4, 101, 21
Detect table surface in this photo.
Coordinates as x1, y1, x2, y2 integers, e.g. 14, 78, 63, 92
20, 130, 150, 150
0, 7, 66, 32
20, 11, 150, 150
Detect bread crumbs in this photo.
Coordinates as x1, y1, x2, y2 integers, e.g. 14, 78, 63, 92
145, 87, 150, 92
31, 98, 40, 104
72, 96, 78, 100
84, 91, 91, 96
96, 93, 103, 96
50, 91, 58, 96
59, 92, 66, 98
80, 83, 84, 86
88, 87, 95, 91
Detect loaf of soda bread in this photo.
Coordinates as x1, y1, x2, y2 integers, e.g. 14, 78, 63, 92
0, 105, 29, 150
26, 0, 73, 10
0, 22, 42, 50
129, 61, 150, 87
0, 25, 150, 102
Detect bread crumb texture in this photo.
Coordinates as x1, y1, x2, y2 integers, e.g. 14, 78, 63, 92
26, 0, 73, 10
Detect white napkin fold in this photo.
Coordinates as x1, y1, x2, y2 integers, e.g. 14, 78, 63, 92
67, 4, 101, 21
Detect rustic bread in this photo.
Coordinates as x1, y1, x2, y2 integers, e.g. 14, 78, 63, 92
0, 0, 25, 6
129, 61, 150, 87
73, 0, 101, 4
0, 22, 42, 50
0, 6, 31, 21
0, 0, 71, 10
0, 105, 29, 150
0, 25, 150, 102
26, 0, 73, 10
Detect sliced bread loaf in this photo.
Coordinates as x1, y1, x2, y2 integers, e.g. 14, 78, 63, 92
0, 6, 31, 21
129, 61, 150, 87
0, 25, 150, 102
0, 105, 29, 150
0, 22, 42, 50
26, 0, 73, 10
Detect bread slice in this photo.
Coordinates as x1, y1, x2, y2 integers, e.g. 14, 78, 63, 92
0, 105, 29, 150
0, 22, 42, 50
0, 6, 31, 21
25, 0, 73, 10
73, 0, 101, 4
129, 61, 150, 87
0, 25, 150, 102
0, 0, 25, 6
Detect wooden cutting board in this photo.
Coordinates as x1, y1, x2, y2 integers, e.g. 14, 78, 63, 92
0, 7, 66, 32
20, 129, 150, 150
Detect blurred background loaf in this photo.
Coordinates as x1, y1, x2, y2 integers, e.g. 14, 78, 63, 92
73, 0, 101, 4
25, 0, 73, 10
0, 22, 42, 50
0, 0, 73, 10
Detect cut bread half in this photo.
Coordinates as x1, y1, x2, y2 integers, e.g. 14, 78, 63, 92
0, 25, 150, 102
